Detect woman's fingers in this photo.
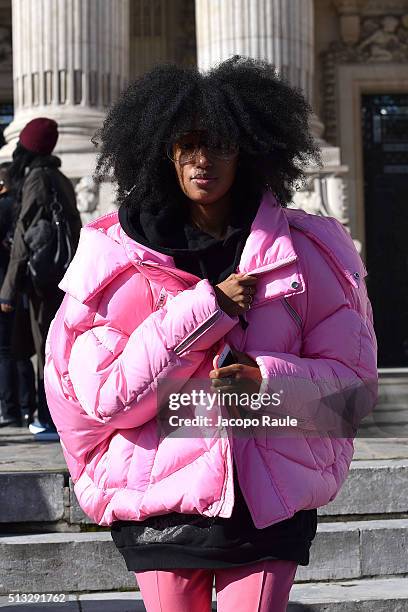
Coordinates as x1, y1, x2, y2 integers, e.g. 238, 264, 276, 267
236, 274, 258, 284
210, 363, 262, 384
209, 364, 243, 379
214, 273, 258, 316
236, 277, 256, 308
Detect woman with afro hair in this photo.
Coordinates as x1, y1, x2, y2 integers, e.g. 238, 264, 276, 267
44, 56, 377, 611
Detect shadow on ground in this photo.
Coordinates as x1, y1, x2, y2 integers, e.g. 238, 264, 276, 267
0, 600, 315, 611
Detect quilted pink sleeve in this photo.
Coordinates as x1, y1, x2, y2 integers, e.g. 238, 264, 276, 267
66, 278, 238, 428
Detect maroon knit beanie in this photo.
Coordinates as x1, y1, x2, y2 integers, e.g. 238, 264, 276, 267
19, 117, 59, 155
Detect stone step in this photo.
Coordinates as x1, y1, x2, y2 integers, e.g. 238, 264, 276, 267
0, 472, 66, 524
1, 459, 407, 526
1, 577, 408, 611
1, 519, 408, 594
289, 576, 408, 612
318, 458, 408, 517
297, 518, 408, 582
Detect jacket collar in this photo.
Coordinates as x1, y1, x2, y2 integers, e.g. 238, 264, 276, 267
59, 212, 133, 303
235, 192, 305, 303
118, 192, 305, 301
60, 193, 365, 304
27, 154, 61, 170
238, 192, 299, 274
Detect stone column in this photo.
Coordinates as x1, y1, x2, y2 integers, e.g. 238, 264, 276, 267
1, 0, 129, 178
196, 0, 314, 106
194, 0, 349, 228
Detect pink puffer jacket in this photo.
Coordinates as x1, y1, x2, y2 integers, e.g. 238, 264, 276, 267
44, 192, 378, 528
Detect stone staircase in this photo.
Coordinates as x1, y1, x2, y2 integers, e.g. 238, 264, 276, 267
0, 372, 407, 610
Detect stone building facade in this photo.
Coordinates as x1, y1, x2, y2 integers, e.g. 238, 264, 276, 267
0, 0, 407, 366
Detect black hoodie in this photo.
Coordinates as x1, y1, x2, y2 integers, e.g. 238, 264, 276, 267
118, 195, 258, 285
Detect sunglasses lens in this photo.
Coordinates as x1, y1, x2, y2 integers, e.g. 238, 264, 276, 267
168, 141, 238, 163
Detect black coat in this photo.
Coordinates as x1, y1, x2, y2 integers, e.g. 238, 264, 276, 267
0, 190, 33, 359
0, 191, 17, 288
0, 155, 82, 364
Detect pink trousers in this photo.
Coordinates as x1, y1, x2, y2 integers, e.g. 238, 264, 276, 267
135, 559, 298, 612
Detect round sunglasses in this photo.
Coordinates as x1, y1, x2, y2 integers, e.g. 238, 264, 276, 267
167, 140, 239, 164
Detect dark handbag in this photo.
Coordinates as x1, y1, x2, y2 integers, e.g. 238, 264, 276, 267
24, 169, 74, 291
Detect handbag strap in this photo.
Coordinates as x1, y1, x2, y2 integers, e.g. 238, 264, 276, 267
42, 167, 62, 211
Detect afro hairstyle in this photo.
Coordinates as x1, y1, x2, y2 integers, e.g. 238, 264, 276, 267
93, 55, 322, 214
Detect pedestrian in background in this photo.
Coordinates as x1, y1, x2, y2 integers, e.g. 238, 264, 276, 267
45, 57, 377, 610
0, 162, 36, 428
0, 118, 82, 440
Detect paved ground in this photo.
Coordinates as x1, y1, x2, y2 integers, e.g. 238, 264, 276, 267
0, 589, 361, 612
0, 591, 149, 612
1, 424, 407, 474
0, 426, 66, 473
2, 578, 408, 611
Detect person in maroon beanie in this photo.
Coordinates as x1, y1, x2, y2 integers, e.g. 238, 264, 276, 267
0, 117, 82, 440
0, 162, 37, 429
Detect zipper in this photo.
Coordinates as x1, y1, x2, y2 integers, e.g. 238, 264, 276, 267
282, 297, 303, 329
155, 287, 167, 310
174, 310, 222, 355
238, 315, 249, 330
133, 260, 197, 288
245, 291, 300, 313
239, 312, 249, 350
136, 254, 298, 289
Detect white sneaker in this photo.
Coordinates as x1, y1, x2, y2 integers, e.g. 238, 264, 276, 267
29, 421, 59, 441
29, 420, 47, 435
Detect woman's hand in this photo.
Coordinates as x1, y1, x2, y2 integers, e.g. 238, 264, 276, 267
214, 273, 257, 317
209, 349, 263, 417
0, 303, 14, 313
209, 359, 262, 393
